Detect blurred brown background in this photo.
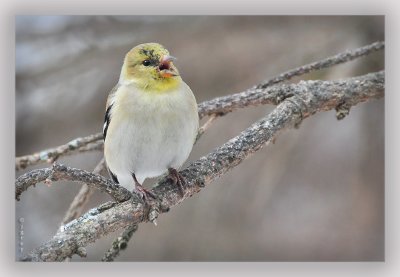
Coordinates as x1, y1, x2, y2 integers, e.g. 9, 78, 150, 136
15, 16, 384, 261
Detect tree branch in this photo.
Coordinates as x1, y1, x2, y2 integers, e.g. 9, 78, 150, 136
22, 71, 384, 261
15, 162, 131, 202
15, 133, 103, 170
198, 41, 384, 118
196, 114, 219, 142
101, 224, 138, 262
255, 41, 384, 89
15, 41, 384, 171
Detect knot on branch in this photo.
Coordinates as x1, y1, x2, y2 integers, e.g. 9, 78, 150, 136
96, 201, 118, 213
280, 81, 310, 128
76, 247, 87, 258
335, 101, 352, 120
284, 98, 305, 129
148, 206, 159, 226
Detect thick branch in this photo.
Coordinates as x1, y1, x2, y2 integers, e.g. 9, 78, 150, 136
15, 42, 384, 170
15, 162, 131, 202
23, 71, 384, 262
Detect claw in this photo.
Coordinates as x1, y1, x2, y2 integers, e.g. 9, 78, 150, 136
131, 173, 156, 201
132, 184, 159, 225
168, 168, 185, 196
134, 184, 157, 200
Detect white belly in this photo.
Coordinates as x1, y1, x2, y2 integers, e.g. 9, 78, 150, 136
104, 82, 198, 190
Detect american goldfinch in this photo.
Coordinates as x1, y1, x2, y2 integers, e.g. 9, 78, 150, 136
103, 43, 199, 199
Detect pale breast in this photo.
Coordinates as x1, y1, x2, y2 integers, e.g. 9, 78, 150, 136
104, 82, 199, 183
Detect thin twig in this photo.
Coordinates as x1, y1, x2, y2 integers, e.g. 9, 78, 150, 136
255, 41, 384, 89
198, 42, 385, 118
102, 224, 138, 262
77, 141, 103, 152
22, 71, 384, 261
15, 133, 103, 170
196, 114, 219, 142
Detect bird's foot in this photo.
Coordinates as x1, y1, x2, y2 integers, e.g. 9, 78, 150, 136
167, 168, 186, 196
133, 184, 157, 201
131, 173, 157, 201
132, 185, 159, 226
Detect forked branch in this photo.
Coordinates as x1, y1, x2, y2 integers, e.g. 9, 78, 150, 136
21, 71, 384, 261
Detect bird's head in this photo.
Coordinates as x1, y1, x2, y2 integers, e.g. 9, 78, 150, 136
119, 43, 181, 92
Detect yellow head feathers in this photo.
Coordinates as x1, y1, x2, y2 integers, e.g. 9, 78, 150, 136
119, 43, 181, 92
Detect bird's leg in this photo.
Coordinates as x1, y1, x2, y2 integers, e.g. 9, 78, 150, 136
167, 168, 186, 196
131, 174, 159, 226
132, 174, 156, 200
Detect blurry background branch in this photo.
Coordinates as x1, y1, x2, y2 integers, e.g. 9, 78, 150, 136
20, 70, 384, 261
15, 133, 103, 170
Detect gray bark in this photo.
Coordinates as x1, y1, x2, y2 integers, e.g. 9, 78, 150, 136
21, 71, 384, 261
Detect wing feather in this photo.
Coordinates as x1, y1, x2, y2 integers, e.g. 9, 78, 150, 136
103, 85, 119, 140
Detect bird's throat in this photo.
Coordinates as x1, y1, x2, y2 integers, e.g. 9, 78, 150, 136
120, 66, 181, 93
135, 76, 181, 93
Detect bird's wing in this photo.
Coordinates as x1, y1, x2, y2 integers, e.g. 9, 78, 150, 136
103, 84, 120, 140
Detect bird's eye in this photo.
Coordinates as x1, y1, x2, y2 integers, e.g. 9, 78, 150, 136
142, 60, 151, 66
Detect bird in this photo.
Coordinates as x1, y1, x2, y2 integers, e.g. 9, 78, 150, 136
103, 43, 199, 200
